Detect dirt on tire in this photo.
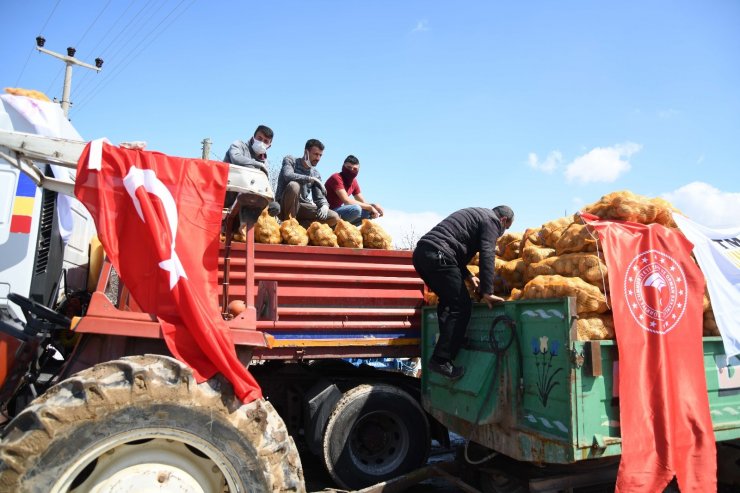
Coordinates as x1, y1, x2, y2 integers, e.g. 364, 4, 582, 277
0, 354, 305, 492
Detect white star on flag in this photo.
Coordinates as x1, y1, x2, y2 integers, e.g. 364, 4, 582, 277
160, 254, 188, 290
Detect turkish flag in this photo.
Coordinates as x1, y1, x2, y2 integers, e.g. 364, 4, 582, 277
74, 140, 262, 403
580, 213, 715, 492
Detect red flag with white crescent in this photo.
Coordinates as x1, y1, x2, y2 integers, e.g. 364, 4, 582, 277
580, 213, 715, 492
74, 140, 261, 402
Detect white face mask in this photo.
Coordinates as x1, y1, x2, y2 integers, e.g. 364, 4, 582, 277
251, 138, 269, 155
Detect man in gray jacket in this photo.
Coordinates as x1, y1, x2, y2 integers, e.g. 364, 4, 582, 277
276, 139, 339, 227
224, 125, 280, 217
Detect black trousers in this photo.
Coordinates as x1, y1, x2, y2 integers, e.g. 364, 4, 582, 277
412, 243, 472, 361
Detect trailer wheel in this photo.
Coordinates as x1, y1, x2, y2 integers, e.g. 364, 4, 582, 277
322, 383, 430, 489
0, 354, 304, 493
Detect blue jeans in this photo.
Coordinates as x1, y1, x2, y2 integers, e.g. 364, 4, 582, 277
333, 204, 371, 226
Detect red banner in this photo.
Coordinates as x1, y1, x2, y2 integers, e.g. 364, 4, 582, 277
75, 141, 261, 403
581, 213, 715, 492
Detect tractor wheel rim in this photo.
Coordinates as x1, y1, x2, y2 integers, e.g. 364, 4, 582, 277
50, 428, 240, 493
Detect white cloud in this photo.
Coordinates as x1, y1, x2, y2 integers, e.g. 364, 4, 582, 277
527, 150, 562, 174
411, 19, 429, 33
564, 142, 641, 184
663, 182, 740, 229
375, 209, 444, 249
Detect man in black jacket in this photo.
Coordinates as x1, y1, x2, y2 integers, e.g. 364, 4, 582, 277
413, 206, 514, 380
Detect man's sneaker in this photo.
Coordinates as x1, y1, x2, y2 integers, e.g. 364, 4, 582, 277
427, 359, 465, 380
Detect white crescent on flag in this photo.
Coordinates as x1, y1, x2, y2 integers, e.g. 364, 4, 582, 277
123, 166, 188, 289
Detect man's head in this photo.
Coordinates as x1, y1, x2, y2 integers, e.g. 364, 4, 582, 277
252, 125, 273, 146
251, 125, 273, 157
493, 205, 514, 230
341, 155, 360, 178
303, 139, 325, 167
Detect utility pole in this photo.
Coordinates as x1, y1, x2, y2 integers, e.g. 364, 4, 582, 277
201, 138, 212, 160
34, 36, 103, 118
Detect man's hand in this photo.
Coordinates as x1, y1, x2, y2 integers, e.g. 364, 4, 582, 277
469, 276, 480, 290
369, 205, 380, 218
371, 203, 384, 217
481, 293, 506, 309
311, 177, 327, 195
317, 204, 329, 221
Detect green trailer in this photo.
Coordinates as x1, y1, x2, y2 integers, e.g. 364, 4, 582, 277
421, 298, 740, 489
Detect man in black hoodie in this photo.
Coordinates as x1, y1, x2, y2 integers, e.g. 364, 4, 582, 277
413, 206, 514, 380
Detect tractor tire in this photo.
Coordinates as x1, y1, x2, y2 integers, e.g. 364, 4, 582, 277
322, 383, 430, 490
0, 354, 304, 493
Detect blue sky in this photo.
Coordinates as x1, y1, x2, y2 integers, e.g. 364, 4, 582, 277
3, 1, 739, 244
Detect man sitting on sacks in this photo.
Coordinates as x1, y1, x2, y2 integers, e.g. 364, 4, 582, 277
324, 154, 384, 226
276, 138, 339, 227
223, 124, 281, 217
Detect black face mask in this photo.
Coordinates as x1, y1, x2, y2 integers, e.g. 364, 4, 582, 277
340, 167, 358, 182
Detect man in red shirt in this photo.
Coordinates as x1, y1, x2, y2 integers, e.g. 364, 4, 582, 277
324, 155, 384, 226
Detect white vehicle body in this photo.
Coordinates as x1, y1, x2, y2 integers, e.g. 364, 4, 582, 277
0, 95, 94, 319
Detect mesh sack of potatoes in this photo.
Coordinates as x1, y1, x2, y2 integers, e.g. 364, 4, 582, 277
581, 190, 678, 227
509, 288, 522, 301
307, 222, 338, 247
360, 219, 392, 249
469, 252, 480, 266
538, 215, 574, 248
550, 253, 608, 288
576, 312, 615, 340
334, 219, 363, 248
521, 275, 608, 314
703, 291, 711, 312
554, 222, 599, 255
280, 217, 309, 246
520, 227, 542, 250
524, 257, 558, 283
498, 258, 526, 290
521, 245, 556, 265
254, 209, 282, 244
493, 258, 509, 295
4, 87, 51, 102
703, 309, 720, 336
497, 232, 523, 260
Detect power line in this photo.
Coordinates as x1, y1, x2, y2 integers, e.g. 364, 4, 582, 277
39, 0, 64, 34
75, 0, 195, 114
44, 66, 65, 96
16, 0, 64, 87
14, 45, 36, 87
74, 0, 138, 93
104, 0, 169, 67
75, 0, 113, 47
75, 0, 162, 97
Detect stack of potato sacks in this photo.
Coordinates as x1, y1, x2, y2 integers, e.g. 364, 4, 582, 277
235, 209, 393, 250
441, 191, 718, 341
